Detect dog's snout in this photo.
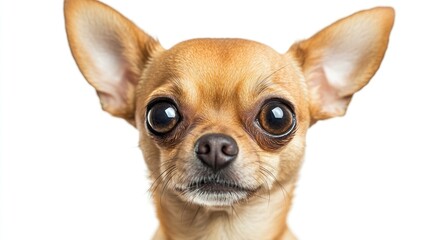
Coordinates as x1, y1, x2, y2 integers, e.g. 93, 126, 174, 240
195, 134, 238, 171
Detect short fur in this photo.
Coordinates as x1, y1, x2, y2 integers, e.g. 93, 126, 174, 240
64, 1, 394, 239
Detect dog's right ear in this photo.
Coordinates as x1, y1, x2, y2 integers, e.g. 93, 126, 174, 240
64, 0, 161, 124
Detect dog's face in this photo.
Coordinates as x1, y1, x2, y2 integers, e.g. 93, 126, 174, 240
136, 39, 310, 206
65, 0, 394, 207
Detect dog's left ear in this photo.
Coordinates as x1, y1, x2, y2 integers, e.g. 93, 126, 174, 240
289, 7, 394, 123
64, 0, 161, 124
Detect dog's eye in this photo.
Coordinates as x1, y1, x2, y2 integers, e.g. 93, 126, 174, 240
147, 102, 180, 134
257, 101, 296, 137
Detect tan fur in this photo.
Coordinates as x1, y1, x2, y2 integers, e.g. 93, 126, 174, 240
64, 1, 394, 239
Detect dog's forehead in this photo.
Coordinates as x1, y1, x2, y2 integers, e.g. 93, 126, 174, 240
167, 38, 282, 78
156, 39, 296, 103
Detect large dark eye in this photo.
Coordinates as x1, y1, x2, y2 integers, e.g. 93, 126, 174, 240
257, 101, 296, 137
147, 101, 180, 135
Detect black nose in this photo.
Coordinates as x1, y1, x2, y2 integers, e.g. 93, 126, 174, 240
195, 133, 239, 171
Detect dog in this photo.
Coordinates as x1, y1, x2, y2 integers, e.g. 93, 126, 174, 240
64, 0, 394, 239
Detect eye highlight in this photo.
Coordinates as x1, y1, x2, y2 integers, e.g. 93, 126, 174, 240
256, 100, 296, 137
147, 101, 180, 135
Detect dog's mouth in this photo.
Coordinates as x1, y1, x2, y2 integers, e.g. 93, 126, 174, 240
187, 178, 249, 193
175, 177, 259, 206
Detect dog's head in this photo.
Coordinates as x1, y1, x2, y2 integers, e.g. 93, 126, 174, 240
65, 0, 394, 207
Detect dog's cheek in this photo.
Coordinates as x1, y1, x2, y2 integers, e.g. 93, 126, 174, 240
139, 134, 163, 176
277, 135, 307, 183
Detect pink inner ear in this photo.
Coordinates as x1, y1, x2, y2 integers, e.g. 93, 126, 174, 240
96, 68, 135, 115
323, 51, 359, 92
81, 23, 127, 88
307, 65, 351, 118
306, 37, 374, 118
77, 19, 135, 114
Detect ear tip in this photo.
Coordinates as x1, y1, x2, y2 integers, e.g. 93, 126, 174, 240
64, 0, 100, 16
64, 0, 80, 9
377, 7, 396, 31
359, 7, 395, 32
374, 6, 395, 18
369, 6, 395, 22
64, 0, 84, 17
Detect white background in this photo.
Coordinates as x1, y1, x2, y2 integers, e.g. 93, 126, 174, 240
1, 0, 428, 239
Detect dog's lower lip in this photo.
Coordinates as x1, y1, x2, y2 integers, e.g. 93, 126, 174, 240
181, 179, 252, 193
190, 182, 244, 193
175, 179, 262, 206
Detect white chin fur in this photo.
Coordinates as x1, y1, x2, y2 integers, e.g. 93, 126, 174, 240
182, 191, 249, 207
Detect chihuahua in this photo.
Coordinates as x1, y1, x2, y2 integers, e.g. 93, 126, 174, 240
64, 0, 394, 239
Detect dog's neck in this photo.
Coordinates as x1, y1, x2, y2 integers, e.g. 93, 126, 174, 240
152, 183, 296, 240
